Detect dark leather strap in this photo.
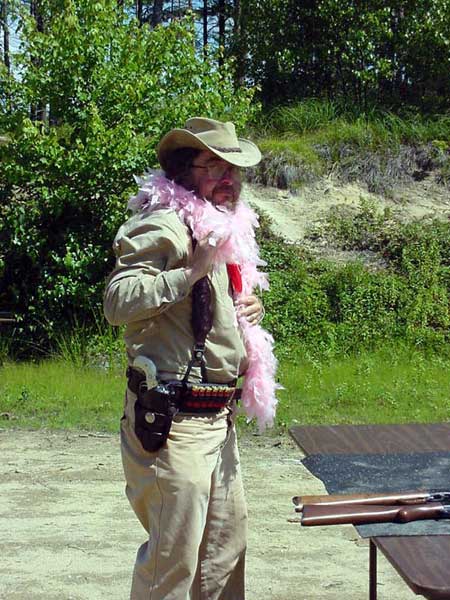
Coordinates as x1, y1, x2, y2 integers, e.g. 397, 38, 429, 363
191, 275, 213, 348
188, 235, 213, 383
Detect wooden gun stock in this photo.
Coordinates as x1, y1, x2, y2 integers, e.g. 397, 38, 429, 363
301, 501, 447, 526
293, 491, 429, 512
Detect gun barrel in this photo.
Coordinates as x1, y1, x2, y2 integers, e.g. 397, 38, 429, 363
0, 311, 16, 323
293, 491, 429, 512
301, 502, 446, 527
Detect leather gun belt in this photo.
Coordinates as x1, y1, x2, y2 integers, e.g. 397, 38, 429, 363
127, 367, 241, 414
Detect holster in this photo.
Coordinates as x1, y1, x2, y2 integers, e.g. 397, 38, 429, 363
127, 366, 240, 453
133, 382, 180, 453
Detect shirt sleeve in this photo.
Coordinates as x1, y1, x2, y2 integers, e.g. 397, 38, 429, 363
103, 210, 192, 326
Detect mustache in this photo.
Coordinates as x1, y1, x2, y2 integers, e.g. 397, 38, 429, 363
214, 184, 235, 193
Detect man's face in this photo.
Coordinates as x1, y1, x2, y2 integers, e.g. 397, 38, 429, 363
190, 150, 242, 208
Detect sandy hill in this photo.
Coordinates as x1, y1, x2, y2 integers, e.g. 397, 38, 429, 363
245, 176, 450, 265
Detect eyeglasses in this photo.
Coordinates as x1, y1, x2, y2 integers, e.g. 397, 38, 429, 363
191, 161, 241, 180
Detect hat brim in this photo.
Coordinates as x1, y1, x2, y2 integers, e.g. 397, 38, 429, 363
157, 129, 261, 172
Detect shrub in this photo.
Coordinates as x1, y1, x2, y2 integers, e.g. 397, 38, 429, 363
312, 198, 394, 251
257, 209, 450, 358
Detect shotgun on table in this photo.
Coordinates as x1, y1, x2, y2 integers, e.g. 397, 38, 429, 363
292, 491, 450, 527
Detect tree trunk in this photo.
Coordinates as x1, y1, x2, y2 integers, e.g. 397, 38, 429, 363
30, 1, 44, 32
136, 0, 143, 25
202, 0, 208, 57
152, 0, 163, 26
392, 6, 405, 104
217, 0, 225, 66
233, 0, 245, 84
1, 0, 10, 75
218, 0, 225, 46
30, 1, 47, 122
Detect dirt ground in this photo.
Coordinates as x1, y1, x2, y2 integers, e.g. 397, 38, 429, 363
0, 429, 418, 600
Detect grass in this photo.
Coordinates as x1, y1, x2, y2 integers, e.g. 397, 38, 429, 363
247, 100, 450, 191
0, 360, 125, 432
2, 344, 450, 433
260, 100, 450, 145
276, 345, 450, 429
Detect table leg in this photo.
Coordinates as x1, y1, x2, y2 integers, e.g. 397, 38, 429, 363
369, 539, 377, 600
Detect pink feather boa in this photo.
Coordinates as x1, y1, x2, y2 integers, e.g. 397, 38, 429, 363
128, 171, 279, 430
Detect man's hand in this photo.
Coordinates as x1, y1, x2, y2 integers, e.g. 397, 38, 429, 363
236, 295, 264, 325
185, 234, 218, 286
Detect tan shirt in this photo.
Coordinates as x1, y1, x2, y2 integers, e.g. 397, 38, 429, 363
103, 208, 248, 383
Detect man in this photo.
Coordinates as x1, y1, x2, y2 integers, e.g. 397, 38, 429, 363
104, 117, 277, 599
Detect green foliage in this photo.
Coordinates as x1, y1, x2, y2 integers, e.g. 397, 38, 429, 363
53, 309, 126, 370
319, 200, 450, 271
255, 101, 450, 149
312, 199, 395, 251
247, 144, 322, 189
0, 1, 256, 355
322, 263, 406, 350
257, 209, 450, 358
263, 99, 341, 135
240, 0, 450, 110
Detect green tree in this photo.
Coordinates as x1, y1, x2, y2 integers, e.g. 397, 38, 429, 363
238, 0, 450, 110
0, 0, 256, 355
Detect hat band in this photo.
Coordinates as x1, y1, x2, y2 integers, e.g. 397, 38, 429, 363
209, 145, 242, 153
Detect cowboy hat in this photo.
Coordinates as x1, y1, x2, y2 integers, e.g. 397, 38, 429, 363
157, 117, 261, 171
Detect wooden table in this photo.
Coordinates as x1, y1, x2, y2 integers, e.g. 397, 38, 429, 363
290, 423, 450, 600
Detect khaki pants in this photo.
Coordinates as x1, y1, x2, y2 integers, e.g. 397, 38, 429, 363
121, 389, 247, 600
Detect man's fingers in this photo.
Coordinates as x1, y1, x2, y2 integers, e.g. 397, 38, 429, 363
237, 297, 263, 324
237, 296, 260, 307
238, 305, 255, 316
198, 231, 228, 248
